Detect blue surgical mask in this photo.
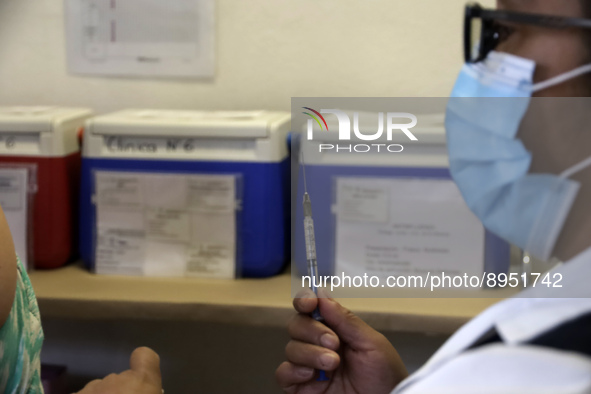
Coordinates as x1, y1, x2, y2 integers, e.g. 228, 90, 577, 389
446, 51, 591, 261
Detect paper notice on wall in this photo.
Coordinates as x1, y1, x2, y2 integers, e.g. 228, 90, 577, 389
65, 0, 215, 78
95, 171, 237, 278
335, 177, 485, 280
0, 168, 30, 269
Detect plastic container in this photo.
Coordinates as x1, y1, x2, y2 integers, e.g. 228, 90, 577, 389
80, 110, 291, 277
0, 107, 92, 269
294, 112, 510, 277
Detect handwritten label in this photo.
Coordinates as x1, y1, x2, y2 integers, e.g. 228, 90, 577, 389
0, 134, 41, 154
337, 178, 390, 223
101, 136, 254, 157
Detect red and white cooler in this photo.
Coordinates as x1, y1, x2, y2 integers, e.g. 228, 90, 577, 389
0, 107, 93, 269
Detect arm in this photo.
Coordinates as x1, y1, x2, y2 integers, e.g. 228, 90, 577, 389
0, 207, 17, 329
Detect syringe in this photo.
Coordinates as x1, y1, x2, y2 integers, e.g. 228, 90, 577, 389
303, 192, 323, 321
301, 160, 329, 382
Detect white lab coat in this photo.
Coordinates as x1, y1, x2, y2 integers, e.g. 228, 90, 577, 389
394, 247, 591, 394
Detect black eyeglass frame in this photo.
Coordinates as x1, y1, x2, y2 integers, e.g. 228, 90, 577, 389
465, 2, 591, 63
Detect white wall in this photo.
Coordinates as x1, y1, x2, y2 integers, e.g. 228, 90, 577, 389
0, 0, 494, 114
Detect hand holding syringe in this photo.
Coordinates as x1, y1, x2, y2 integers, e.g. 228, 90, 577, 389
277, 152, 407, 392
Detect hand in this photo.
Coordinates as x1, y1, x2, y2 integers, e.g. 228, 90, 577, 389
76, 347, 162, 394
276, 292, 408, 394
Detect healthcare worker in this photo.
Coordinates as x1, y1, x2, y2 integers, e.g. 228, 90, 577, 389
277, 0, 591, 392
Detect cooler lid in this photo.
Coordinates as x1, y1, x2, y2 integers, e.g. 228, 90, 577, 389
89, 110, 286, 138
0, 106, 92, 133
304, 111, 447, 144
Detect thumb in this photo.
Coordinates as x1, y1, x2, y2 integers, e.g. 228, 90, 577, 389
318, 297, 382, 351
130, 347, 162, 387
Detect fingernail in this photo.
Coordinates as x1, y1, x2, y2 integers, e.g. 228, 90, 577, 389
320, 333, 338, 349
297, 367, 313, 378
319, 352, 338, 369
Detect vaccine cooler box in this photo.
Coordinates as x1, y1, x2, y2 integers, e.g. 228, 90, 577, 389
80, 110, 291, 277
0, 107, 92, 269
294, 113, 510, 277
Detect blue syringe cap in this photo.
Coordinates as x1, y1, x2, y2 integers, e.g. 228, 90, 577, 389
317, 370, 330, 382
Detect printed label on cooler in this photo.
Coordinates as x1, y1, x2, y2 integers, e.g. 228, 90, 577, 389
0, 168, 32, 268
94, 171, 237, 278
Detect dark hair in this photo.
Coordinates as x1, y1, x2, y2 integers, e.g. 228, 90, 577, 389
584, 0, 591, 18
582, 1, 591, 43
581, 1, 591, 90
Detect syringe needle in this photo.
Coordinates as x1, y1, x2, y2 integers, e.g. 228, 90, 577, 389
300, 149, 308, 194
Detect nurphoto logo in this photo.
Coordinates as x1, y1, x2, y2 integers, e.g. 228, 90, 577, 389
303, 108, 418, 153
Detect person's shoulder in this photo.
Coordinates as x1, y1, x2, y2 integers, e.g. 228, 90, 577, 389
401, 344, 591, 394
0, 210, 17, 329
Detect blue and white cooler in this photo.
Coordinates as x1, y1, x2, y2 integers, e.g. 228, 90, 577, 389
80, 110, 291, 278
294, 112, 510, 283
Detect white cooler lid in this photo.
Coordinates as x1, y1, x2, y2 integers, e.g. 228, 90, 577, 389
89, 110, 285, 138
0, 106, 92, 133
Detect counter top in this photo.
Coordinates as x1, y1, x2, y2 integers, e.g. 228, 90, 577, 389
29, 264, 508, 335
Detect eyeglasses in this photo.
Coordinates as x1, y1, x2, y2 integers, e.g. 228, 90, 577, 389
465, 2, 591, 63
